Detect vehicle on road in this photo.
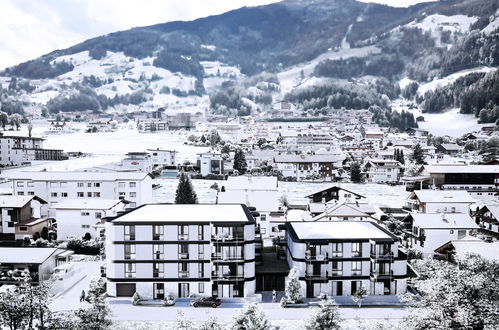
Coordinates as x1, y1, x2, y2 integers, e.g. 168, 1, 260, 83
191, 297, 222, 308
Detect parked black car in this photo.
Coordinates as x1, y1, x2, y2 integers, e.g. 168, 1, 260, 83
191, 297, 222, 308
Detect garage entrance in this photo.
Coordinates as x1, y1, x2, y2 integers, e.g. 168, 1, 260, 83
116, 283, 136, 297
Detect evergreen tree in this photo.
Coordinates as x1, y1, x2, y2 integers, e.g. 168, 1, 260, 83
285, 267, 303, 303
411, 143, 425, 165
230, 303, 274, 330
200, 134, 207, 144
175, 171, 198, 204
74, 278, 112, 330
399, 149, 405, 165
305, 299, 342, 330
233, 149, 248, 174
350, 161, 362, 183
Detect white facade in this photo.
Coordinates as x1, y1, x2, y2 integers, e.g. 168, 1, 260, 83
405, 190, 474, 214
198, 153, 223, 176
363, 159, 403, 184
147, 149, 177, 167
0, 136, 43, 165
105, 204, 256, 299
285, 221, 407, 298
54, 199, 126, 240
7, 172, 153, 215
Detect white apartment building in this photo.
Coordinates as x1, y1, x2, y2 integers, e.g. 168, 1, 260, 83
147, 149, 177, 167
54, 199, 127, 240
408, 213, 480, 257
274, 153, 346, 181
285, 221, 407, 298
0, 135, 65, 165
197, 152, 224, 176
6, 171, 153, 214
363, 159, 403, 184
121, 152, 153, 173
405, 190, 474, 214
105, 204, 256, 299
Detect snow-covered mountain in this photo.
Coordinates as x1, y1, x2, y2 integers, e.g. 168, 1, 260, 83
0, 0, 497, 126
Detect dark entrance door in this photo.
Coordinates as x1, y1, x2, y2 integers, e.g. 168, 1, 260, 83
116, 283, 136, 297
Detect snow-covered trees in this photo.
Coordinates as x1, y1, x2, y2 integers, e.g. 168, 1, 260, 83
410, 143, 425, 165
75, 278, 112, 330
285, 267, 303, 303
305, 299, 342, 330
175, 171, 198, 204
404, 254, 499, 329
230, 303, 274, 330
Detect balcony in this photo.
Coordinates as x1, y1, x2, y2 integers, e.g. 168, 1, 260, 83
211, 234, 244, 242
178, 271, 189, 278
370, 251, 394, 261
370, 270, 393, 281
305, 271, 328, 280
211, 253, 244, 262
305, 253, 328, 262
211, 271, 244, 281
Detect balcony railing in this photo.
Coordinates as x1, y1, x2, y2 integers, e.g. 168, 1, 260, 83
211, 253, 244, 261
211, 234, 244, 242
305, 253, 328, 262
211, 272, 244, 280
305, 272, 328, 280
370, 270, 393, 280
178, 271, 189, 278
178, 234, 189, 241
370, 251, 394, 260
179, 253, 189, 260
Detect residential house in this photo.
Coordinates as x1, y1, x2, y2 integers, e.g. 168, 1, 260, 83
363, 159, 403, 184
404, 190, 474, 214
0, 135, 66, 166
105, 204, 256, 298
0, 195, 48, 240
285, 221, 408, 298
437, 143, 462, 155
474, 205, 499, 238
147, 149, 177, 167
274, 153, 345, 181
434, 237, 499, 263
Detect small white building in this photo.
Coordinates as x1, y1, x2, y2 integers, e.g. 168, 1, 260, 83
274, 153, 345, 181
285, 221, 408, 298
106, 204, 256, 299
408, 213, 480, 257
147, 149, 177, 167
363, 159, 403, 184
54, 199, 127, 240
121, 152, 153, 173
197, 152, 224, 176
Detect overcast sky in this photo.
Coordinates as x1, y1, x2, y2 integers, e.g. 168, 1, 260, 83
0, 0, 435, 70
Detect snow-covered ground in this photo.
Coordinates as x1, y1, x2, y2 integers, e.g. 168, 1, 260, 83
417, 67, 496, 96
405, 14, 478, 34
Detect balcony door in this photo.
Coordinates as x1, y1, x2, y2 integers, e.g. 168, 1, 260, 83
178, 283, 190, 298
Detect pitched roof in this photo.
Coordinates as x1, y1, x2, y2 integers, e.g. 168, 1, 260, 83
305, 185, 365, 199
312, 203, 370, 221
409, 190, 474, 204
289, 221, 393, 240
439, 143, 462, 151
274, 154, 345, 163
4, 171, 150, 181
0, 247, 63, 264
53, 199, 124, 210
0, 195, 46, 208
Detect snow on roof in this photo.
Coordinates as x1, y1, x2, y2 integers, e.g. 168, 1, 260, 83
0, 247, 62, 264
0, 196, 36, 208
224, 176, 277, 191
452, 240, 499, 261
305, 185, 365, 199
53, 199, 123, 210
410, 190, 474, 203
274, 154, 345, 163
439, 143, 462, 151
484, 205, 499, 222
290, 221, 393, 240
410, 213, 479, 229
111, 204, 253, 223
313, 203, 369, 221
423, 165, 499, 174
4, 171, 150, 181
218, 190, 279, 212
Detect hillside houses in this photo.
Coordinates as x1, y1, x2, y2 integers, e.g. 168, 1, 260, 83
274, 153, 345, 181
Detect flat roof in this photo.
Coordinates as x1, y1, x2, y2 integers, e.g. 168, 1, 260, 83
409, 190, 474, 203
4, 171, 150, 181
289, 221, 393, 240
0, 247, 62, 264
423, 165, 499, 174
410, 213, 479, 229
110, 204, 254, 223
53, 199, 123, 210
224, 176, 278, 191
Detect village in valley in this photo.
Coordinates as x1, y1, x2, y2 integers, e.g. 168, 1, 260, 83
0, 99, 497, 329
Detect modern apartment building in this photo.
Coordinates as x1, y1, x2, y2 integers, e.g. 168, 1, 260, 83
0, 135, 66, 165
105, 204, 256, 299
5, 171, 153, 213
285, 221, 408, 298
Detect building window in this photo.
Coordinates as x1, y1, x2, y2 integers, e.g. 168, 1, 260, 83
87, 192, 92, 198
119, 192, 125, 200
179, 244, 189, 259
129, 192, 136, 198
178, 225, 189, 240
125, 263, 136, 278
153, 263, 164, 278
28, 191, 35, 196
77, 192, 84, 198
94, 183, 100, 187
95, 212, 102, 219
61, 192, 68, 197
260, 214, 267, 221
93, 192, 101, 197
351, 261, 362, 275
77, 182, 84, 188
81, 212, 90, 216
332, 243, 343, 257
198, 244, 204, 259
129, 182, 136, 188
178, 262, 189, 277
81, 224, 90, 229
153, 244, 164, 260
19, 226, 28, 231
118, 182, 126, 188
352, 242, 362, 257
16, 182, 24, 187
153, 225, 164, 240
124, 244, 136, 260
17, 192, 24, 196
331, 261, 343, 275
198, 263, 204, 277
198, 225, 204, 240
199, 283, 204, 293
124, 225, 135, 240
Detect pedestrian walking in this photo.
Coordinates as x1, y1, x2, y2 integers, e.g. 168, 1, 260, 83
80, 289, 86, 302
272, 289, 276, 302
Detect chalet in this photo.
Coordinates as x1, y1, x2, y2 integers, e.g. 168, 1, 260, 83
474, 205, 499, 238
0, 195, 48, 240
434, 237, 499, 263
404, 190, 474, 214
274, 153, 346, 181
363, 159, 403, 184
407, 213, 479, 257
437, 143, 462, 155
311, 202, 375, 221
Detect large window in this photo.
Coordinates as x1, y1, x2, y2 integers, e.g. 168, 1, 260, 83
178, 262, 189, 277
198, 225, 204, 240
332, 243, 343, 257
198, 263, 204, 277
124, 244, 136, 260
198, 244, 204, 259
179, 244, 189, 259
153, 225, 164, 240
153, 244, 164, 260
125, 263, 136, 278
351, 261, 362, 275
331, 261, 343, 275
352, 242, 362, 257
153, 263, 164, 278
178, 225, 189, 240
124, 225, 135, 240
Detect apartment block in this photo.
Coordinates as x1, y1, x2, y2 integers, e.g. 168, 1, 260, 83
105, 204, 256, 299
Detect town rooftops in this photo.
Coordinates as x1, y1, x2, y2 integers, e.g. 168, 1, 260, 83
274, 154, 345, 163
312, 203, 370, 221
287, 221, 394, 241
422, 165, 499, 174
0, 247, 63, 264
0, 195, 47, 207
438, 238, 499, 261
0, 135, 44, 141
146, 148, 177, 152
305, 185, 365, 199
438, 143, 462, 151
408, 190, 474, 204
224, 176, 278, 191
410, 213, 479, 229
53, 199, 124, 210
108, 204, 254, 223
3, 171, 150, 181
